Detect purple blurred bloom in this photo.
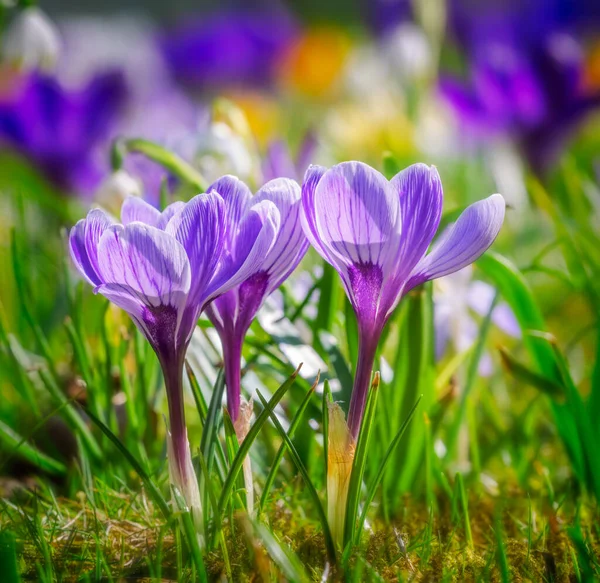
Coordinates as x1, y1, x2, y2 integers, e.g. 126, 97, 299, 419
262, 133, 317, 183
364, 0, 412, 37
0, 71, 126, 194
301, 162, 505, 437
448, 0, 600, 51
69, 193, 277, 524
160, 10, 299, 91
434, 267, 520, 377
204, 175, 308, 423
440, 36, 600, 174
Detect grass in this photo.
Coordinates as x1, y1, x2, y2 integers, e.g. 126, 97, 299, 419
1, 133, 600, 581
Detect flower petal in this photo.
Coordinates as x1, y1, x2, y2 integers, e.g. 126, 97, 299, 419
69, 208, 113, 286
157, 201, 186, 230
310, 161, 400, 271
407, 193, 505, 289
391, 163, 443, 281
209, 199, 280, 299
121, 196, 161, 227
253, 177, 308, 291
207, 175, 252, 232
165, 192, 225, 308
95, 222, 191, 314
300, 164, 329, 259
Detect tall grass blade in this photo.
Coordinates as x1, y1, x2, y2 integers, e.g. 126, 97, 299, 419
255, 389, 337, 566
344, 373, 380, 547
259, 374, 318, 515
83, 407, 171, 520
356, 396, 421, 540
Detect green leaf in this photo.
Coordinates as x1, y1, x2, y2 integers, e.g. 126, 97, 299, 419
252, 521, 311, 583
216, 367, 300, 522
356, 396, 421, 540
477, 252, 559, 382
0, 531, 20, 583
83, 406, 171, 521
255, 389, 337, 566
172, 487, 208, 583
344, 373, 379, 547
258, 374, 318, 515
0, 421, 66, 476
117, 138, 208, 191
498, 347, 565, 400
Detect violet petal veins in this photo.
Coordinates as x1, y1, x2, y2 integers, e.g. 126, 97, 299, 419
69, 190, 277, 533
205, 175, 308, 424
301, 161, 505, 438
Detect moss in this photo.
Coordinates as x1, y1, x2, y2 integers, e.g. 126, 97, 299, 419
2, 482, 599, 582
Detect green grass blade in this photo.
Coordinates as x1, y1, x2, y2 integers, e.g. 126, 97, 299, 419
216, 366, 300, 519
0, 531, 20, 583
252, 520, 311, 583
0, 421, 66, 476
255, 389, 337, 566
118, 138, 208, 191
83, 406, 171, 521
258, 374, 318, 515
344, 373, 380, 547
356, 396, 421, 540
172, 488, 208, 583
38, 369, 102, 461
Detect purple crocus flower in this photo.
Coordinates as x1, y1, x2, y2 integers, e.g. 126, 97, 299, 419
363, 0, 412, 37
301, 162, 505, 438
0, 71, 126, 194
434, 265, 521, 376
440, 37, 600, 175
262, 133, 317, 184
204, 176, 308, 426
160, 10, 299, 92
69, 193, 277, 528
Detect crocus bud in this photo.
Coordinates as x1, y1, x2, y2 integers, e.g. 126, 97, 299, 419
234, 398, 254, 515
166, 427, 204, 542
327, 401, 355, 547
3, 7, 61, 72
94, 170, 142, 215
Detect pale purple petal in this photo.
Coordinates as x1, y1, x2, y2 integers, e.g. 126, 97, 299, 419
165, 192, 225, 308
262, 140, 296, 182
121, 196, 161, 227
466, 279, 496, 314
69, 208, 113, 286
300, 165, 330, 260
253, 178, 309, 291
209, 199, 280, 299
157, 201, 186, 230
466, 280, 520, 337
390, 163, 443, 281
478, 351, 494, 377
492, 303, 521, 338
407, 194, 505, 289
311, 162, 400, 271
296, 132, 318, 178
207, 175, 252, 232
95, 223, 191, 313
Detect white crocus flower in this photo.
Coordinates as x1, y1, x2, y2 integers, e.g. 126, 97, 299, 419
3, 7, 61, 72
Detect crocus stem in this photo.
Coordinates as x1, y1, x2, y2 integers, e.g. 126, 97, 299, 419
221, 332, 243, 424
346, 331, 379, 440
161, 353, 203, 536
221, 332, 255, 514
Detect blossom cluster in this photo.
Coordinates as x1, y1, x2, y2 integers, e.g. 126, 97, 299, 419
69, 161, 505, 521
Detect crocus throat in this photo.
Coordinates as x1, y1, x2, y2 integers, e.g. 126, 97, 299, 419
216, 271, 271, 423
348, 261, 384, 332
346, 261, 384, 439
